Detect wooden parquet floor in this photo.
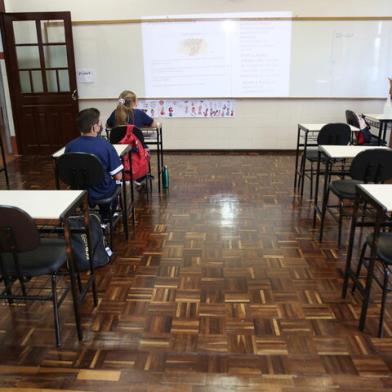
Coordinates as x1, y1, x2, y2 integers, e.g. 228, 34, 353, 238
0, 153, 392, 391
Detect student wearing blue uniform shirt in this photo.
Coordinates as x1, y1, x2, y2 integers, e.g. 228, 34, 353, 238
65, 108, 123, 220
106, 90, 157, 145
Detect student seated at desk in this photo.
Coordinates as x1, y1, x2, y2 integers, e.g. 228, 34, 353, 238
65, 108, 123, 221
106, 90, 157, 146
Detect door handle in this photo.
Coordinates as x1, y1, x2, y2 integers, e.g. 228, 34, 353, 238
72, 89, 78, 101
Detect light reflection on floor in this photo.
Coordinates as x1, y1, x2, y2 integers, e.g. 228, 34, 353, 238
209, 193, 239, 227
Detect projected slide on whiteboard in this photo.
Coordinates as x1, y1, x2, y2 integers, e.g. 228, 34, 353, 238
142, 13, 292, 97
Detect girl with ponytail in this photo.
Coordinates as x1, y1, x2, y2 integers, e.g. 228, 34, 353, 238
106, 90, 157, 130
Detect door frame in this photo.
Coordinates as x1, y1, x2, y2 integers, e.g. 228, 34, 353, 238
0, 11, 79, 155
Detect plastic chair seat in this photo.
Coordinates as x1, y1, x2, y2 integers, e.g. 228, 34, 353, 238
305, 149, 323, 162
366, 232, 392, 265
329, 179, 363, 199
1, 238, 67, 277
305, 149, 344, 163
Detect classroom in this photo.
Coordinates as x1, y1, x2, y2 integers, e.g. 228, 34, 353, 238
0, 0, 392, 390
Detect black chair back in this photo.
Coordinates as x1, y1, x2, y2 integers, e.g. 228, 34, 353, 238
345, 110, 361, 128
317, 123, 351, 145
109, 126, 127, 144
0, 205, 39, 253
350, 149, 392, 182
57, 153, 105, 189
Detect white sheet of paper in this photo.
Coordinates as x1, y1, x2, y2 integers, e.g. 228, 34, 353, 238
77, 69, 95, 83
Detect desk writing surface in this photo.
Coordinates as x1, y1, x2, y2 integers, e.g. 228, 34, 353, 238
299, 124, 359, 132
113, 144, 131, 156
358, 184, 392, 212
52, 147, 65, 158
52, 144, 130, 159
364, 114, 392, 122
319, 145, 390, 159
0, 190, 85, 220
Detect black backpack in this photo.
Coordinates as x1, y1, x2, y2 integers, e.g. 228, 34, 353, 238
68, 213, 110, 271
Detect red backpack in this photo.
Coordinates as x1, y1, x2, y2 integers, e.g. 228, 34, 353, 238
119, 125, 150, 181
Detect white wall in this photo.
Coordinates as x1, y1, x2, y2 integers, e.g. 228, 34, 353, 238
3, 0, 392, 149
5, 0, 392, 19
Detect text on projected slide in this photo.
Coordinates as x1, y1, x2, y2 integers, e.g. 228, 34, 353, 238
142, 12, 292, 97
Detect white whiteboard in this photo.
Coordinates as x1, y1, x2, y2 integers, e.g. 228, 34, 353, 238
73, 19, 392, 98
290, 21, 392, 97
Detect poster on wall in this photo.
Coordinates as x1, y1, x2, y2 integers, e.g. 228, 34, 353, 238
137, 99, 235, 118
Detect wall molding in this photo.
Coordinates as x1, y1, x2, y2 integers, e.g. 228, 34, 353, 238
71, 16, 392, 25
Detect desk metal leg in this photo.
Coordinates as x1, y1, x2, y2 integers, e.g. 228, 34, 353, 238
82, 196, 98, 306
377, 121, 388, 146
157, 127, 163, 193
342, 194, 360, 298
313, 150, 322, 226
359, 208, 384, 332
160, 126, 164, 168
122, 177, 129, 238
300, 131, 309, 197
381, 121, 388, 146
122, 153, 132, 232
294, 126, 301, 189
388, 121, 392, 147
319, 159, 331, 242
63, 218, 83, 342
128, 151, 135, 226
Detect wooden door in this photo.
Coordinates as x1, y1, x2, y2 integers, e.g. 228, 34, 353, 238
1, 12, 79, 155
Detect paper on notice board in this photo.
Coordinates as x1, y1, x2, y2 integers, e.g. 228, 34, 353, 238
77, 69, 95, 84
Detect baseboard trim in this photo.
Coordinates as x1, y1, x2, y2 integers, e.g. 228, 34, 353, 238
162, 149, 296, 155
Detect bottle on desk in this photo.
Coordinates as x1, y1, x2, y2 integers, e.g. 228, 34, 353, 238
162, 165, 169, 189
383, 96, 392, 117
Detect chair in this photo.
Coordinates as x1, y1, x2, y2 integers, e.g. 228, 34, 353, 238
297, 123, 351, 198
110, 126, 153, 193
345, 110, 380, 146
319, 149, 392, 247
56, 152, 124, 250
345, 110, 361, 129
352, 232, 392, 337
0, 205, 69, 346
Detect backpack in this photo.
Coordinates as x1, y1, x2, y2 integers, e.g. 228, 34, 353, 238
354, 113, 372, 144
119, 125, 150, 181
68, 213, 110, 271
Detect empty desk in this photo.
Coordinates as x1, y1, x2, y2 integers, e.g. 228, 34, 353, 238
342, 184, 392, 336
0, 189, 97, 344
363, 114, 392, 145
141, 124, 164, 192
294, 123, 359, 194
313, 145, 391, 227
